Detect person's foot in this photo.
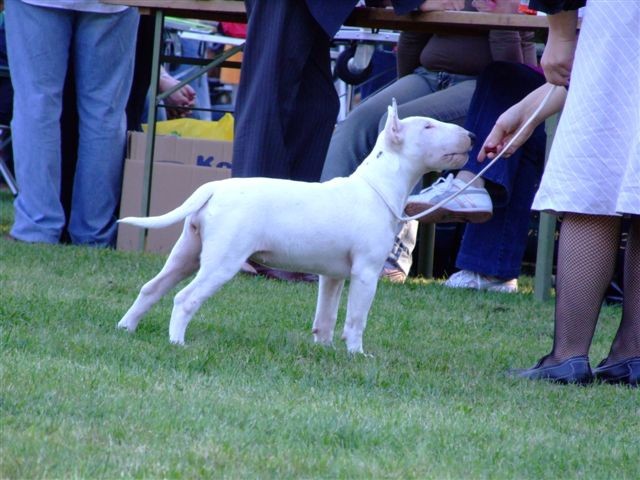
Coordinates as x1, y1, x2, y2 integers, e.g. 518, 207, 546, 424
593, 357, 639, 387
240, 261, 259, 276
380, 260, 407, 284
444, 269, 517, 293
508, 355, 594, 385
404, 174, 493, 223
244, 260, 317, 283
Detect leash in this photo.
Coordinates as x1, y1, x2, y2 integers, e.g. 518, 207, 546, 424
365, 85, 559, 223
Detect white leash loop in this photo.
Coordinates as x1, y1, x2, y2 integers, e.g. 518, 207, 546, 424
391, 84, 558, 223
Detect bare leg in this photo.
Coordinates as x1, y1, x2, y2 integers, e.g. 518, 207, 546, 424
455, 170, 485, 188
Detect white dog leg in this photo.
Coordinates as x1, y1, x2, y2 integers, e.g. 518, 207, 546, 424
342, 270, 379, 354
312, 275, 345, 345
117, 222, 201, 332
168, 250, 244, 345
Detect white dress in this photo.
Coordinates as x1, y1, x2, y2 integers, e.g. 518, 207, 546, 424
532, 0, 640, 216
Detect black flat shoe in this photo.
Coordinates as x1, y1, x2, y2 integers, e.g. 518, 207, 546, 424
508, 355, 593, 385
593, 357, 639, 387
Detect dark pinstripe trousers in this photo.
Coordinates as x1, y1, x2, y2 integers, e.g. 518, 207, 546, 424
231, 0, 340, 182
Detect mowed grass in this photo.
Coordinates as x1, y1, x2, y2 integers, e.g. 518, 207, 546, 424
1, 190, 638, 479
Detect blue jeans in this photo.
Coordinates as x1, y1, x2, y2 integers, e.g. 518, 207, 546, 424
5, 1, 138, 246
320, 67, 477, 274
455, 62, 547, 279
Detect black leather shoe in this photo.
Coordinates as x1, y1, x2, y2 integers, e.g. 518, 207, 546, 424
508, 355, 593, 385
593, 357, 639, 387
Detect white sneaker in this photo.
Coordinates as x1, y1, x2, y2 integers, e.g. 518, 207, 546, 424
444, 270, 518, 293
404, 174, 493, 223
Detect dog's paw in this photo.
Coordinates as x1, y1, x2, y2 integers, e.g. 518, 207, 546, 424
116, 320, 137, 332
341, 328, 364, 355
346, 345, 365, 355
343, 338, 364, 355
347, 350, 374, 358
312, 328, 334, 346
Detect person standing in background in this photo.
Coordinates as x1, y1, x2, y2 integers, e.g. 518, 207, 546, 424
5, 0, 139, 247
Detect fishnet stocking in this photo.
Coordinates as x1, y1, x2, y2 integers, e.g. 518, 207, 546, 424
605, 216, 640, 363
543, 214, 621, 366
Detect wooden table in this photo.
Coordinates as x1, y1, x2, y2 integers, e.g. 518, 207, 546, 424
105, 0, 551, 32
103, 0, 557, 300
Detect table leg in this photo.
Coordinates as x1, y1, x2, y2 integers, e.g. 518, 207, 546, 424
533, 113, 560, 300
137, 9, 164, 251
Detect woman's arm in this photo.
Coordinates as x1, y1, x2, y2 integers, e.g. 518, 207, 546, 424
529, 0, 585, 84
540, 9, 579, 85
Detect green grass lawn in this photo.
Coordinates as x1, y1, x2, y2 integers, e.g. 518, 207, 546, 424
1, 190, 638, 479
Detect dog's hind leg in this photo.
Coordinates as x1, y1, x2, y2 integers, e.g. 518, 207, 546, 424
312, 275, 345, 346
342, 268, 380, 354
117, 221, 202, 332
167, 248, 246, 345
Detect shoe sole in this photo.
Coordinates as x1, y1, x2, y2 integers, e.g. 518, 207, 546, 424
404, 203, 493, 224
381, 269, 407, 284
486, 285, 518, 293
444, 283, 518, 293
594, 375, 638, 387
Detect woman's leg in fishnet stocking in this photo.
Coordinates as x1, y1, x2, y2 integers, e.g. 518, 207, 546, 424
604, 215, 640, 363
542, 213, 621, 366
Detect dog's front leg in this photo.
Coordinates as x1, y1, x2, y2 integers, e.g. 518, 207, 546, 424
312, 276, 345, 345
342, 270, 379, 354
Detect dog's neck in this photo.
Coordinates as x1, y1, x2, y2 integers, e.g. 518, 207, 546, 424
352, 146, 423, 221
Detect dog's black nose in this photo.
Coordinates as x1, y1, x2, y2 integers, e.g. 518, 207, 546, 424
468, 132, 476, 146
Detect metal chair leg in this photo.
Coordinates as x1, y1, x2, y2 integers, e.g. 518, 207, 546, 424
0, 128, 17, 196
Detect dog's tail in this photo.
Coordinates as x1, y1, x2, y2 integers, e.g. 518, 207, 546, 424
118, 182, 216, 229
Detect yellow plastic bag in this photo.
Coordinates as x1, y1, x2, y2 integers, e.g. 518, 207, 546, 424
143, 113, 234, 141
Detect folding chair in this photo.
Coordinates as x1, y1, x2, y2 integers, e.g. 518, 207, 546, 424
0, 63, 17, 195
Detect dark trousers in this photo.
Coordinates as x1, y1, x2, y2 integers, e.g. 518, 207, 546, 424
232, 0, 339, 181
456, 62, 547, 279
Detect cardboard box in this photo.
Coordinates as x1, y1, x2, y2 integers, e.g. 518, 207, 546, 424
117, 131, 232, 253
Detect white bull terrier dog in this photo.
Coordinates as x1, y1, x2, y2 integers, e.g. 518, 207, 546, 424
117, 101, 474, 353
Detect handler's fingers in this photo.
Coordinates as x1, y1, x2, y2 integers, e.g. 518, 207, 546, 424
183, 84, 196, 101
544, 69, 571, 87
477, 124, 510, 162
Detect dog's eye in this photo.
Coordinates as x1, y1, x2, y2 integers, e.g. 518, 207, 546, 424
424, 124, 433, 129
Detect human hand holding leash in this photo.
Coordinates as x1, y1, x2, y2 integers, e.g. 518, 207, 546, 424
478, 83, 567, 162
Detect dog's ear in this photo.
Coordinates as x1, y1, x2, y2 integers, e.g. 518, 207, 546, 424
384, 98, 403, 146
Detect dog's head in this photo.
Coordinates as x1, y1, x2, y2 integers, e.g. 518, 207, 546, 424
382, 99, 474, 172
